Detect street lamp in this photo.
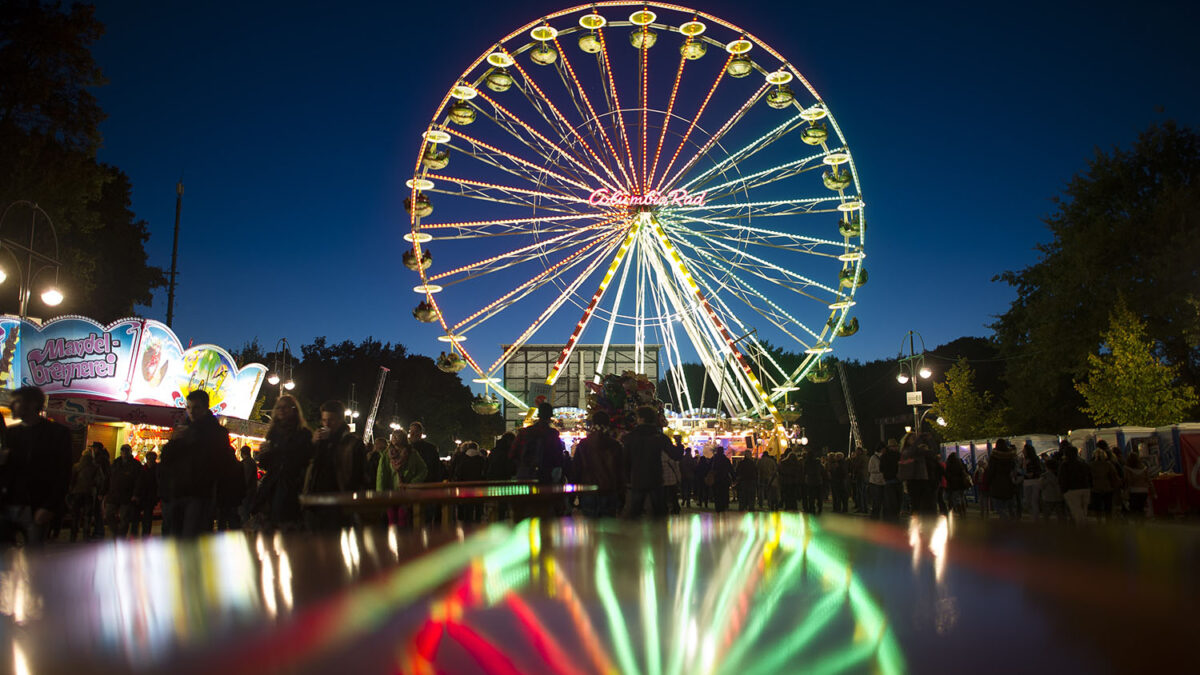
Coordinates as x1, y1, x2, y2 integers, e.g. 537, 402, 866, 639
344, 383, 361, 431
0, 201, 65, 320
896, 331, 933, 432
268, 338, 295, 395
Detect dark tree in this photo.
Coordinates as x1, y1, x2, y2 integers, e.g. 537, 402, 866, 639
992, 121, 1200, 431
0, 1, 164, 321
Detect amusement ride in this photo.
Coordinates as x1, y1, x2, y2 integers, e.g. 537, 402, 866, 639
405, 2, 867, 431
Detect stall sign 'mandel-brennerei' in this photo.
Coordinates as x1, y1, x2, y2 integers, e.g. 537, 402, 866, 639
0, 315, 265, 419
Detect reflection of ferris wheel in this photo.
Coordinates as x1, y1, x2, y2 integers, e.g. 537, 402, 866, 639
407, 2, 866, 423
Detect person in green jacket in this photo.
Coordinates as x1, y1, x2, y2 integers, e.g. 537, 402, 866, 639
376, 431, 427, 526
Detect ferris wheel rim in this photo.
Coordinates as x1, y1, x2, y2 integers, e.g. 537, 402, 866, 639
406, 2, 867, 419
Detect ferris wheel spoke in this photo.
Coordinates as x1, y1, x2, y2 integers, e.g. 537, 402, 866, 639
643, 221, 777, 417
639, 241, 754, 413
684, 269, 795, 386
595, 27, 639, 192
654, 52, 737, 194
426, 186, 590, 215
679, 111, 809, 193
648, 41, 693, 191
546, 222, 642, 386
643, 254, 705, 413
440, 141, 586, 203
685, 249, 823, 346
637, 23, 649, 194
659, 81, 775, 194
453, 228, 627, 337
504, 51, 631, 191
672, 195, 845, 218
431, 174, 592, 205
429, 217, 623, 283
548, 34, 639, 192
662, 213, 847, 252
442, 128, 595, 192
444, 235, 618, 290
420, 213, 614, 236
474, 89, 623, 193
662, 220, 841, 300
459, 101, 594, 189
486, 231, 628, 375
699, 148, 844, 201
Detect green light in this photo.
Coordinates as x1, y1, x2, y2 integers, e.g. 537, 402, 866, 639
596, 543, 642, 675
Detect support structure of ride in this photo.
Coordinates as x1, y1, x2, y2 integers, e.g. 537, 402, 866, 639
404, 2, 867, 432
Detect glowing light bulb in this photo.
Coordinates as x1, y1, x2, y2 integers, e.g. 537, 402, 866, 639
919, 366, 932, 379
268, 374, 280, 386
41, 287, 63, 306
896, 373, 909, 384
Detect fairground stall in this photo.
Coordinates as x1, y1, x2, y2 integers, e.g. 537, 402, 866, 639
0, 315, 267, 459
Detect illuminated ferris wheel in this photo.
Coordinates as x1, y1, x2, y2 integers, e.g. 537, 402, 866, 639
406, 2, 866, 423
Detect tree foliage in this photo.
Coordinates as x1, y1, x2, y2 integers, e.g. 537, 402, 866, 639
1075, 302, 1198, 427
992, 121, 1200, 431
242, 336, 504, 451
0, 1, 164, 320
931, 357, 1006, 440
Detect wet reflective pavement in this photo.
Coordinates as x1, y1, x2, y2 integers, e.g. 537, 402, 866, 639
1, 514, 1195, 674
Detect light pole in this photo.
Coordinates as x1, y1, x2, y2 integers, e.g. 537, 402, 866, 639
344, 383, 360, 431
919, 406, 947, 429
0, 201, 65, 320
266, 338, 295, 396
896, 331, 933, 432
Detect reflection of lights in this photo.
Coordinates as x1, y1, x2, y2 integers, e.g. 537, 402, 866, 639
930, 515, 950, 583
12, 640, 29, 675
909, 519, 922, 571
274, 532, 294, 612
257, 533, 278, 618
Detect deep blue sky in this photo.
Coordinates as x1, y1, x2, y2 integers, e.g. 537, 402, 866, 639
90, 0, 1200, 386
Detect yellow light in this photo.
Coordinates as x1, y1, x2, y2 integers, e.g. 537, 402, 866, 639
41, 288, 63, 306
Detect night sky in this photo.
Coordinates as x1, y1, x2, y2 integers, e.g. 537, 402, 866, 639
89, 0, 1200, 389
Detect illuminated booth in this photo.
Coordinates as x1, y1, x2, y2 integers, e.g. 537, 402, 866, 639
0, 315, 268, 459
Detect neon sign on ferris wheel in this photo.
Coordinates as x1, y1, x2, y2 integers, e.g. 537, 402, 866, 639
588, 188, 708, 208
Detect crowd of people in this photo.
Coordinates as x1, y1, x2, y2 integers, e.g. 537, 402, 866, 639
971, 438, 1156, 524
0, 384, 1171, 546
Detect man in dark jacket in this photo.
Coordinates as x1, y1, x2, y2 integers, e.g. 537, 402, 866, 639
161, 390, 232, 537
735, 449, 758, 511
486, 432, 517, 480
513, 404, 565, 484
984, 439, 1019, 519
106, 444, 142, 538
880, 439, 902, 521
238, 445, 258, 523
622, 406, 681, 518
0, 386, 72, 546
133, 451, 158, 536
306, 401, 367, 493
779, 449, 803, 510
409, 421, 443, 483
1057, 443, 1092, 524
572, 412, 622, 517
678, 444, 695, 508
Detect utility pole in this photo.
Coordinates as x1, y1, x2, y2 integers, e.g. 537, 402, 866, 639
166, 181, 183, 327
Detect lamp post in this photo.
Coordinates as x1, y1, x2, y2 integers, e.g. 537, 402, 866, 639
266, 338, 295, 396
0, 201, 65, 321
896, 331, 932, 432
919, 406, 947, 429
344, 383, 360, 431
